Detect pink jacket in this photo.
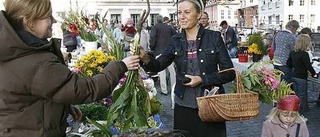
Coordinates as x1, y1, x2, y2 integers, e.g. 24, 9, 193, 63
261, 116, 309, 137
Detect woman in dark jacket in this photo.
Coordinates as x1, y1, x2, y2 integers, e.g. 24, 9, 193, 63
134, 0, 235, 136
0, 0, 140, 136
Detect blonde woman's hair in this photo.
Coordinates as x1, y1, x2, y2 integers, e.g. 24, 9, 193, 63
266, 107, 307, 123
4, 0, 52, 30
294, 34, 311, 52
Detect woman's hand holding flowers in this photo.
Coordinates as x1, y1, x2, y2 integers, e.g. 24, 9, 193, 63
130, 43, 150, 64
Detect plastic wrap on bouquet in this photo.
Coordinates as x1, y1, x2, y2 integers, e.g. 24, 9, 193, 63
83, 41, 98, 53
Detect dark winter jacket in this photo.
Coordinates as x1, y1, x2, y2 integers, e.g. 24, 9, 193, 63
0, 11, 127, 137
149, 22, 177, 56
143, 25, 235, 99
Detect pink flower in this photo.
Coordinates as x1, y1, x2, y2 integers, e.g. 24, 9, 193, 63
73, 68, 81, 73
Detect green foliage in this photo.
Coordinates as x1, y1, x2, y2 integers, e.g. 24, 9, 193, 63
150, 97, 162, 116
247, 33, 268, 55
77, 102, 109, 123
232, 60, 295, 104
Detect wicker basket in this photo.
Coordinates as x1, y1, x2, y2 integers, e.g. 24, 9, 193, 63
196, 68, 259, 122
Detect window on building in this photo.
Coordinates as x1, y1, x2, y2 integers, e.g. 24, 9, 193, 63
268, 16, 272, 24
310, 14, 315, 23
276, 1, 280, 8
300, 0, 304, 6
150, 14, 159, 26
131, 14, 140, 25
311, 0, 316, 5
275, 15, 280, 24
289, 0, 294, 6
228, 9, 231, 19
288, 15, 293, 21
221, 10, 224, 19
111, 14, 121, 24
250, 0, 253, 3
268, 2, 272, 9
170, 13, 177, 22
300, 14, 304, 23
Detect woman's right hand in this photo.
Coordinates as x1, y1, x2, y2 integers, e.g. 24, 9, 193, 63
129, 43, 150, 64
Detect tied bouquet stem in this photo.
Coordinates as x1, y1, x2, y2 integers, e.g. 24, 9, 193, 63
106, 1, 151, 135
108, 33, 151, 132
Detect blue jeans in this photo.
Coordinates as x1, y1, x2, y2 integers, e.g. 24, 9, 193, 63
273, 65, 292, 84
292, 77, 308, 113
228, 47, 238, 58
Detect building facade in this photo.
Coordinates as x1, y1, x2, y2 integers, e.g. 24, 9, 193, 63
204, 0, 241, 30
52, 0, 177, 26
259, 0, 320, 32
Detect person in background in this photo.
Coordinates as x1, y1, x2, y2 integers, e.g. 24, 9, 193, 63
299, 27, 313, 62
122, 18, 137, 56
149, 15, 177, 96
220, 20, 238, 58
113, 23, 124, 44
0, 0, 140, 136
199, 11, 211, 30
287, 34, 317, 114
163, 16, 170, 25
140, 22, 150, 51
133, 0, 235, 136
261, 95, 309, 137
272, 20, 300, 84
264, 32, 274, 60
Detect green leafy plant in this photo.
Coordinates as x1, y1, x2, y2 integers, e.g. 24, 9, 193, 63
77, 102, 110, 123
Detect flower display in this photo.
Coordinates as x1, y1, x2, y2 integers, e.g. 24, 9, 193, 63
74, 50, 116, 77
234, 61, 295, 104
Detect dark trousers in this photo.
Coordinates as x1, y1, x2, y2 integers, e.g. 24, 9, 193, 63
174, 104, 227, 137
292, 77, 308, 113
274, 65, 292, 84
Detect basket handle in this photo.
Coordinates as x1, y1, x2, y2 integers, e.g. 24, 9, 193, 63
218, 68, 244, 94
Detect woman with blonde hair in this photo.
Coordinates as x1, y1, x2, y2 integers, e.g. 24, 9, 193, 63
0, 0, 140, 136
287, 34, 317, 114
132, 0, 235, 136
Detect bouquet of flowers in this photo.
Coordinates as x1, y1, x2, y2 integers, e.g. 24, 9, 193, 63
62, 10, 97, 42
247, 33, 267, 55
248, 43, 262, 54
234, 61, 294, 104
73, 50, 116, 77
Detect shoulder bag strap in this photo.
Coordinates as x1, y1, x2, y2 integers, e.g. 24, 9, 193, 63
295, 123, 301, 137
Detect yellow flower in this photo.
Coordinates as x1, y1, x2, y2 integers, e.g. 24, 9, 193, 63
248, 43, 262, 54
74, 50, 116, 77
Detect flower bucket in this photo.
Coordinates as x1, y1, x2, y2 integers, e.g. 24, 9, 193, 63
84, 41, 98, 53
252, 54, 263, 62
238, 54, 248, 62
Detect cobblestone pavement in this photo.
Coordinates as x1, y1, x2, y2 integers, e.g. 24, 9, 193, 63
156, 80, 320, 137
